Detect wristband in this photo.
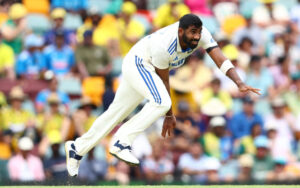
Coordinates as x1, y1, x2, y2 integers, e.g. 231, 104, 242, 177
220, 59, 235, 75
165, 115, 173, 118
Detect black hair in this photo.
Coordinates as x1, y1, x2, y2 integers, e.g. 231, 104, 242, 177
277, 55, 287, 65
239, 36, 253, 48
179, 14, 202, 29
250, 55, 261, 63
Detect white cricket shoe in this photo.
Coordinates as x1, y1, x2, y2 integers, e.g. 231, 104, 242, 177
65, 141, 82, 177
109, 140, 139, 166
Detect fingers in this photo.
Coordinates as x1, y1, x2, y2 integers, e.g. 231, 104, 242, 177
161, 126, 167, 138
248, 87, 261, 95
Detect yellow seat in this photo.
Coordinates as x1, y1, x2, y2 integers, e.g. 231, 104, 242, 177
23, 0, 50, 15
82, 77, 105, 106
0, 12, 8, 26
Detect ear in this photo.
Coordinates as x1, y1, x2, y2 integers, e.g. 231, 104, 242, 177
178, 27, 184, 37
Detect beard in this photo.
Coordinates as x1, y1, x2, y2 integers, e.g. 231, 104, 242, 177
182, 33, 199, 49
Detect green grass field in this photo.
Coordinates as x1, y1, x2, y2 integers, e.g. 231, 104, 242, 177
1, 186, 300, 188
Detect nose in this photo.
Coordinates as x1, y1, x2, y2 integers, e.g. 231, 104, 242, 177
194, 34, 200, 41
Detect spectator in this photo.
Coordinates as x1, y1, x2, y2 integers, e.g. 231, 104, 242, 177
237, 37, 254, 70
0, 31, 15, 80
1, 86, 35, 133
78, 147, 108, 182
200, 78, 232, 112
232, 13, 265, 54
35, 76, 70, 113
174, 100, 200, 139
153, 0, 190, 29
16, 34, 46, 79
0, 130, 13, 181
37, 93, 71, 156
1, 3, 27, 54
252, 0, 289, 28
200, 116, 232, 161
8, 137, 45, 181
118, 1, 146, 57
43, 131, 67, 180
0, 91, 6, 108
203, 157, 221, 183
178, 142, 207, 183
270, 56, 292, 97
229, 96, 263, 140
142, 141, 174, 183
267, 158, 298, 182
72, 96, 97, 136
43, 30, 75, 77
265, 123, 296, 163
246, 55, 274, 97
252, 136, 274, 182
44, 8, 75, 46
237, 122, 263, 155
75, 30, 112, 78
237, 154, 254, 183
76, 7, 102, 43
284, 72, 300, 116
265, 97, 296, 160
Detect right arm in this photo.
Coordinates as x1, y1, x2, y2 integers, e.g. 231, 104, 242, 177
155, 67, 176, 138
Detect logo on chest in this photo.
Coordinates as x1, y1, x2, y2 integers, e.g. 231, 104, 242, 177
169, 57, 185, 67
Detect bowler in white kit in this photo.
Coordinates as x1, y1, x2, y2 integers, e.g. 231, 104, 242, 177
65, 14, 260, 177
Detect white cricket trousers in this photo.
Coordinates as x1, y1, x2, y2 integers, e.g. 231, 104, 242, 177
74, 53, 171, 156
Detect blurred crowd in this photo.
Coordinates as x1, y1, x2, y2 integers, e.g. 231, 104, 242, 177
1, 0, 300, 185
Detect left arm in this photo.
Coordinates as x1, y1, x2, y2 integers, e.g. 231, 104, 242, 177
208, 47, 260, 95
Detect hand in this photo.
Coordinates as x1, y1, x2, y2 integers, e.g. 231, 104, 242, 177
161, 115, 176, 138
238, 82, 261, 95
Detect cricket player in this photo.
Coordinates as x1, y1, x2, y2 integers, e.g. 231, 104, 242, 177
65, 14, 260, 176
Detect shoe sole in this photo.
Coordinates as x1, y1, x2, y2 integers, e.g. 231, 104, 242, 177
64, 141, 77, 177
109, 151, 139, 166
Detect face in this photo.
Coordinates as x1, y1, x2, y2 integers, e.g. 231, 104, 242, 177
180, 25, 202, 49
11, 99, 23, 109
49, 103, 59, 113
211, 82, 220, 93
49, 78, 58, 91
243, 102, 254, 114
213, 126, 225, 137
256, 147, 268, 159
190, 143, 202, 158
54, 18, 64, 28
84, 35, 93, 46
55, 35, 64, 47
251, 124, 262, 137
273, 106, 284, 117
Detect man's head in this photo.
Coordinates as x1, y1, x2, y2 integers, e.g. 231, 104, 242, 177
249, 55, 262, 71
271, 97, 286, 118
18, 137, 33, 159
51, 8, 66, 29
254, 136, 269, 159
242, 96, 255, 115
210, 116, 226, 137
83, 30, 93, 46
120, 1, 137, 21
179, 14, 202, 50
211, 78, 221, 94
189, 141, 203, 159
